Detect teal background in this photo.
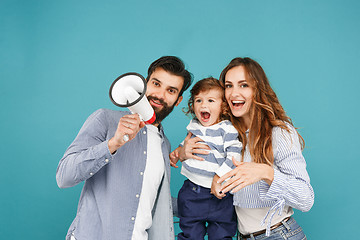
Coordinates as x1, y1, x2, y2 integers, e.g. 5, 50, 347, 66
1, 0, 359, 239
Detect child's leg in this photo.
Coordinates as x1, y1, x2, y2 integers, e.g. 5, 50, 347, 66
207, 194, 237, 240
177, 180, 210, 240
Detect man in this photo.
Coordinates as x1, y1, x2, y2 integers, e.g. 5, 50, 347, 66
56, 56, 193, 240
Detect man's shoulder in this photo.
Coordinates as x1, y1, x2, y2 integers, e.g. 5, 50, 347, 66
92, 108, 129, 117
88, 108, 130, 124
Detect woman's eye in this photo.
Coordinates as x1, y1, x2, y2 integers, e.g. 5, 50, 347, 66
209, 99, 215, 103
225, 84, 232, 88
241, 83, 249, 88
195, 99, 201, 103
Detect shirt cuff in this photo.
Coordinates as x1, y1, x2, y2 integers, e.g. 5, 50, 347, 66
91, 140, 113, 171
259, 168, 288, 201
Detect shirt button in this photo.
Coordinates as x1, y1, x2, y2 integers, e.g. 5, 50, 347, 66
140, 172, 144, 175
90, 172, 93, 176
105, 159, 109, 163
131, 217, 135, 221
136, 194, 140, 198
144, 151, 146, 154
143, 131, 146, 134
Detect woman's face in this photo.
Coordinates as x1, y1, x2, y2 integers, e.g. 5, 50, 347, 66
224, 65, 254, 128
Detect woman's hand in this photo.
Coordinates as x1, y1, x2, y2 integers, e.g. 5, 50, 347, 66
211, 175, 226, 199
178, 132, 210, 161
218, 157, 274, 194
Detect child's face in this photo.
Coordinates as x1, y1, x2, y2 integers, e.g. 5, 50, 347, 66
193, 88, 223, 127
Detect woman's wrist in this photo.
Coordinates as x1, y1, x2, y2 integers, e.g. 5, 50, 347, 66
178, 146, 186, 162
263, 164, 274, 185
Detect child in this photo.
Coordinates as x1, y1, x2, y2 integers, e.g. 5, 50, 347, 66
170, 77, 241, 240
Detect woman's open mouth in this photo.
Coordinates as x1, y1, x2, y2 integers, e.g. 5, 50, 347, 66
231, 100, 245, 109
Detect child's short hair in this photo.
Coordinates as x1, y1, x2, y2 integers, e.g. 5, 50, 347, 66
183, 77, 230, 121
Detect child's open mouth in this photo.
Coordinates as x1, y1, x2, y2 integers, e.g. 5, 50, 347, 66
201, 111, 211, 121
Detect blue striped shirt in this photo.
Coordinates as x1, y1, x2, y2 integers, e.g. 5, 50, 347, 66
233, 123, 314, 235
56, 109, 175, 240
180, 119, 242, 188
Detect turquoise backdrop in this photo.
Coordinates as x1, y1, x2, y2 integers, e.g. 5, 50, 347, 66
1, 0, 359, 239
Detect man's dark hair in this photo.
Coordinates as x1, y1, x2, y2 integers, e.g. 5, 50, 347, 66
146, 56, 193, 97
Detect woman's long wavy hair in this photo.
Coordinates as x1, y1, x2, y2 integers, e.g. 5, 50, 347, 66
219, 57, 304, 165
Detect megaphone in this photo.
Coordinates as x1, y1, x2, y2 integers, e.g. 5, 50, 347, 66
109, 72, 156, 125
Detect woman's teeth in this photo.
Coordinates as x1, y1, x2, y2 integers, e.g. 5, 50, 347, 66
232, 100, 244, 107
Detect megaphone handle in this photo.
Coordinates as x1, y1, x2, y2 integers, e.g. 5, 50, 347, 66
122, 111, 143, 143
123, 134, 129, 142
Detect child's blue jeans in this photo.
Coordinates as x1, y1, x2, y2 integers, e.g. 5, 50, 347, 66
177, 179, 237, 240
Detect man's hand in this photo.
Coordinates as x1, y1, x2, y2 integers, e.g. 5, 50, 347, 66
108, 114, 145, 154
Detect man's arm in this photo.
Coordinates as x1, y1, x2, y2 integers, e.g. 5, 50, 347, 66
56, 109, 144, 188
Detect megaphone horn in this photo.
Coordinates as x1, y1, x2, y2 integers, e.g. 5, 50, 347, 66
109, 72, 156, 125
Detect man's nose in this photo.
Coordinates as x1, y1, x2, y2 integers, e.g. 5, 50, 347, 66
153, 88, 165, 100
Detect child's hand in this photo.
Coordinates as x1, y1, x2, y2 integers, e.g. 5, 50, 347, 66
211, 175, 226, 199
170, 147, 180, 168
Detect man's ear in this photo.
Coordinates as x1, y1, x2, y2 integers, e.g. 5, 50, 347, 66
175, 96, 183, 106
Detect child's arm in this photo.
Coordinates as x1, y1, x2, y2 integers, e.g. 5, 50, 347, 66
170, 147, 181, 168
217, 122, 243, 173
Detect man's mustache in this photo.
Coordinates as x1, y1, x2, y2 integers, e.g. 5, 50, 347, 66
147, 96, 167, 107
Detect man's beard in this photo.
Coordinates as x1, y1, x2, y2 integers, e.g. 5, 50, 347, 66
147, 96, 176, 125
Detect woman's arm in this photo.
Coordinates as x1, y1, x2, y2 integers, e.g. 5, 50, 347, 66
218, 158, 274, 192
218, 126, 314, 212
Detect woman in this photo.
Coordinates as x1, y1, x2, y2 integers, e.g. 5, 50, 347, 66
176, 57, 314, 239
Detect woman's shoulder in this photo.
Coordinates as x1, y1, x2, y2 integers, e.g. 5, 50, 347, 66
272, 122, 297, 135
272, 122, 300, 144
272, 122, 302, 151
